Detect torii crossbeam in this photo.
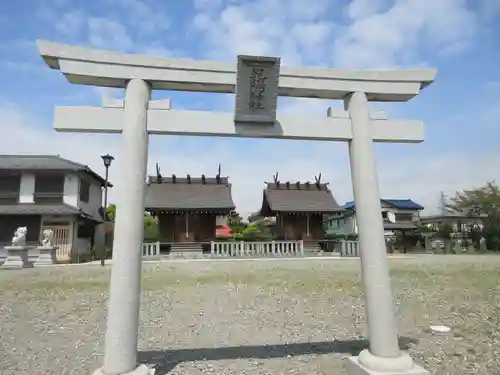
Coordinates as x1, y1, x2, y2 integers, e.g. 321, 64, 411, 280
54, 103, 424, 142
37, 40, 436, 375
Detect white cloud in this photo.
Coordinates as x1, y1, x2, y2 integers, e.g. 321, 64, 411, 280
191, 0, 479, 69
333, 0, 477, 68
113, 0, 170, 35
41, 0, 171, 52
54, 9, 87, 37
88, 17, 134, 51
191, 0, 335, 66
346, 0, 387, 20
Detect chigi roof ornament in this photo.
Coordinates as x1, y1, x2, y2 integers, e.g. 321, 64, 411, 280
216, 164, 222, 184
315, 173, 322, 189
273, 172, 280, 187
155, 162, 162, 183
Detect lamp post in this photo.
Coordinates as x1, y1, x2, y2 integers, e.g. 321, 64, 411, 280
101, 153, 114, 266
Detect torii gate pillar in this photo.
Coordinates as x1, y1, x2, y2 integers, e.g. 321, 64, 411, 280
37, 40, 435, 375
103, 79, 151, 374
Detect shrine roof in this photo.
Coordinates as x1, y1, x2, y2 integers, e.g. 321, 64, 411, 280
259, 181, 345, 215
145, 175, 235, 212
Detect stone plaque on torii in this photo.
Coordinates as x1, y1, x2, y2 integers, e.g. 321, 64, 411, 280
37, 40, 436, 375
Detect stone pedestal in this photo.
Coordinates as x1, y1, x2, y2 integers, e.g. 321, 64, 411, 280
3, 246, 33, 268
92, 364, 154, 375
344, 350, 429, 375
35, 246, 58, 266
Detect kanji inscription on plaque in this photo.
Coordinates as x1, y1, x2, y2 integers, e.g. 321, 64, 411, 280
234, 55, 280, 124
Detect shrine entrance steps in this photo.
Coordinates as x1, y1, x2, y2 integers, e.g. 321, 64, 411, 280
302, 241, 323, 255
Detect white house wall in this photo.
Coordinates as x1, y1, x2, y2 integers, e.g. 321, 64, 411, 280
20, 173, 103, 217
380, 203, 421, 220
346, 216, 357, 234
329, 215, 357, 235
19, 173, 35, 203
63, 173, 79, 207
386, 211, 396, 222
329, 207, 420, 235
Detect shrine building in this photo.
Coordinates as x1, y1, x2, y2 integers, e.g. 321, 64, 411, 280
259, 173, 344, 248
144, 165, 235, 253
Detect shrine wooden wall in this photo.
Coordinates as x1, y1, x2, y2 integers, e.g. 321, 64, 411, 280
275, 214, 325, 241
158, 214, 176, 242
157, 213, 217, 242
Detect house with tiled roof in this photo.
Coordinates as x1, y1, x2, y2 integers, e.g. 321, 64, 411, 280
144, 166, 235, 253
326, 199, 424, 236
0, 154, 110, 261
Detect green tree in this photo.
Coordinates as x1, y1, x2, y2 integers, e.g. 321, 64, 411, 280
447, 181, 500, 251
106, 204, 116, 222
234, 222, 273, 241
143, 212, 159, 241
104, 206, 160, 241
227, 210, 247, 237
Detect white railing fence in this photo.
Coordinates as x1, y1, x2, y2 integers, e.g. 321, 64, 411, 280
141, 240, 360, 258
142, 242, 160, 258
211, 240, 304, 257
339, 240, 360, 257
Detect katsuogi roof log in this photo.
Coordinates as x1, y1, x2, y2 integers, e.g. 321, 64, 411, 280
145, 165, 235, 213
260, 173, 344, 216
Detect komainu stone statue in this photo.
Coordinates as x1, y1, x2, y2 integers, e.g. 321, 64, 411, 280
41, 229, 54, 247
11, 226, 27, 247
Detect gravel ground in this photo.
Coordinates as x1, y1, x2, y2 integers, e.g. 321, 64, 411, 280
1, 255, 499, 375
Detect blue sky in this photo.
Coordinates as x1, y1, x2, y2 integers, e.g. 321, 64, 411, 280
0, 0, 499, 216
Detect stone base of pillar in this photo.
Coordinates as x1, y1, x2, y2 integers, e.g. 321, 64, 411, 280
91, 364, 154, 375
344, 350, 429, 375
3, 246, 33, 268
35, 246, 59, 266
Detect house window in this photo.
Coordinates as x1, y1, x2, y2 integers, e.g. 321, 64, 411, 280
34, 174, 64, 203
0, 174, 20, 204
80, 179, 90, 203
382, 211, 388, 219
394, 213, 414, 222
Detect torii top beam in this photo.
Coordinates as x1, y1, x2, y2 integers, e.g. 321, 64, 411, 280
36, 40, 436, 102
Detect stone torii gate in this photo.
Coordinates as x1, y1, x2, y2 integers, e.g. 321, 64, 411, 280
37, 40, 436, 375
